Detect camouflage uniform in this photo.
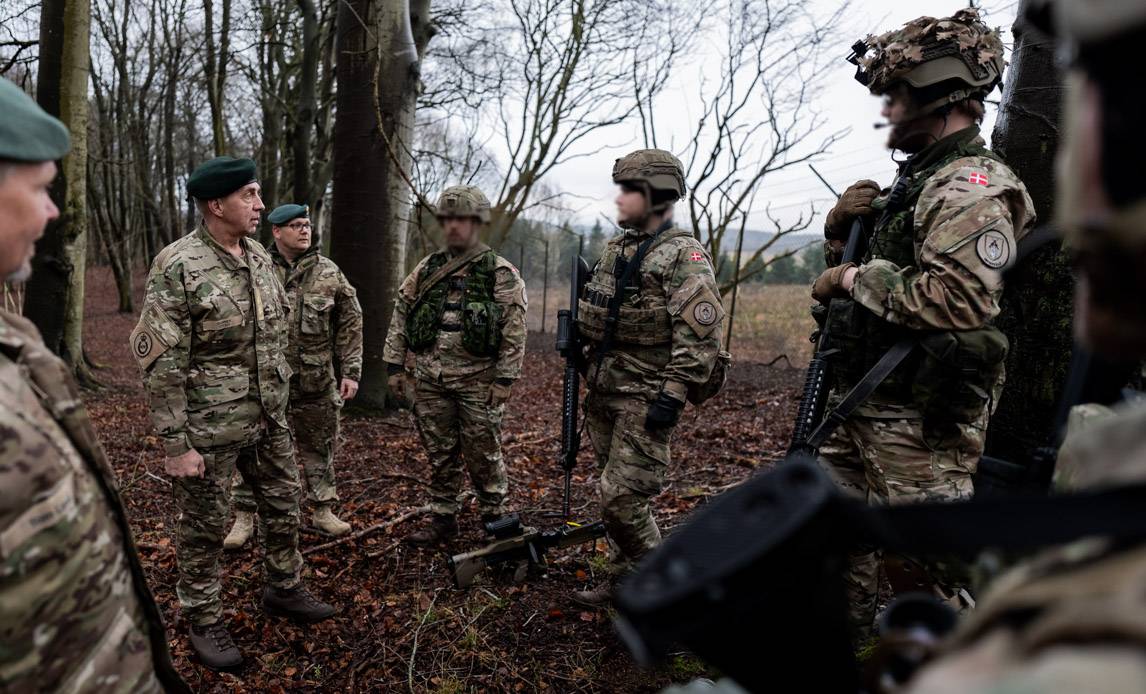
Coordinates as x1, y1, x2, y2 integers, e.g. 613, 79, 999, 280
0, 311, 187, 693
383, 246, 527, 518
816, 10, 1036, 637
131, 224, 303, 627
232, 243, 362, 514
906, 2, 1146, 688
578, 150, 726, 572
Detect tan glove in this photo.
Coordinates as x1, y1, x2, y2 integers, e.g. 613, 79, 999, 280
812, 263, 857, 304
488, 380, 513, 408
825, 180, 881, 241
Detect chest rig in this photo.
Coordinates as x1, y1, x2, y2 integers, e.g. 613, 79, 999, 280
826, 137, 1009, 418
406, 250, 502, 358
577, 225, 687, 348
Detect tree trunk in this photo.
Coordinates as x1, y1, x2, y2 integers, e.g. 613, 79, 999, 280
294, 0, 318, 204
25, 0, 94, 385
203, 0, 230, 155
984, 3, 1071, 461
331, 0, 434, 410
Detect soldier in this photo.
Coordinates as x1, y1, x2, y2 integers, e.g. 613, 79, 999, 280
0, 78, 187, 692
810, 8, 1036, 641
131, 157, 334, 670
224, 203, 362, 547
383, 185, 527, 545
906, 1, 1146, 689
573, 150, 728, 606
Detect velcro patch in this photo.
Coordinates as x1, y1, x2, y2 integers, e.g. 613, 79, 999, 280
976, 230, 1011, 269
129, 302, 183, 372
677, 280, 725, 339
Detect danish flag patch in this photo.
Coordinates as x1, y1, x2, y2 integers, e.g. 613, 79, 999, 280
968, 171, 989, 186
689, 252, 705, 262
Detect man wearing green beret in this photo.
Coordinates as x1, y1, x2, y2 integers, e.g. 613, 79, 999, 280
131, 156, 335, 670
224, 203, 362, 546
0, 78, 187, 692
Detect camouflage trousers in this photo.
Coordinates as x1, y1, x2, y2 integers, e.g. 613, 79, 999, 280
818, 409, 985, 641
233, 395, 340, 512
413, 376, 508, 517
585, 392, 673, 572
173, 422, 303, 626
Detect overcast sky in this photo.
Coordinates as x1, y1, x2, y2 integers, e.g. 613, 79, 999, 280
544, 0, 1020, 234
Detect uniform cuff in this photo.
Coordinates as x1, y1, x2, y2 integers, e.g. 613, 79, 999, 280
163, 436, 191, 458
660, 380, 688, 403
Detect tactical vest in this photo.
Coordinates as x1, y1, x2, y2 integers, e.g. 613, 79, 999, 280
825, 137, 1010, 424
406, 250, 502, 358
576, 229, 691, 347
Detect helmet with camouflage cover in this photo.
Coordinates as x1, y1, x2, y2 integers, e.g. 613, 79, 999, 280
612, 149, 687, 203
435, 185, 491, 223
848, 8, 1004, 117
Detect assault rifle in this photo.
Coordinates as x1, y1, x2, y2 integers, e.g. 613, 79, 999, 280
556, 255, 591, 518
449, 514, 606, 588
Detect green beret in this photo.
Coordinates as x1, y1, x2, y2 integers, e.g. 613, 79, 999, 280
0, 77, 70, 162
268, 203, 309, 225
187, 156, 257, 200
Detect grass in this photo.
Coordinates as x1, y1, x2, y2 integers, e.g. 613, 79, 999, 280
523, 281, 817, 365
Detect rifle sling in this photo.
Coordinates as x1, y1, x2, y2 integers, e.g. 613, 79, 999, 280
412, 243, 491, 308
595, 220, 675, 366
805, 338, 916, 450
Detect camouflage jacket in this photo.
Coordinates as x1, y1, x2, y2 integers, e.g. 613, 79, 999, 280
832, 128, 1036, 331
383, 247, 527, 384
270, 244, 363, 400
0, 311, 187, 693
908, 401, 1146, 691
131, 224, 293, 457
578, 225, 724, 402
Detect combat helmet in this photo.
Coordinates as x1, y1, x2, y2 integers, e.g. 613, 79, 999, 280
435, 185, 491, 223
848, 8, 1005, 118
612, 149, 687, 206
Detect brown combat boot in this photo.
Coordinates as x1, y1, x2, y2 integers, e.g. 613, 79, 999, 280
312, 505, 351, 536
262, 584, 336, 623
573, 582, 614, 608
188, 621, 243, 670
406, 514, 458, 546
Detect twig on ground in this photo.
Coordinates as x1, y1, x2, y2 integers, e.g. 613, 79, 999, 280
407, 591, 440, 692
303, 505, 432, 556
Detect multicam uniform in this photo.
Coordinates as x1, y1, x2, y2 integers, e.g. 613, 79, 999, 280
815, 10, 1036, 637
232, 244, 362, 514
383, 245, 527, 518
578, 177, 727, 570
0, 311, 187, 693
131, 225, 303, 627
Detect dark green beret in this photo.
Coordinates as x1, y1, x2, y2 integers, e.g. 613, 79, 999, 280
187, 156, 257, 200
268, 203, 309, 225
0, 77, 70, 162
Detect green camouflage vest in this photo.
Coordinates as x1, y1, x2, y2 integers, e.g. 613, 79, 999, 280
827, 131, 1009, 415
406, 250, 502, 358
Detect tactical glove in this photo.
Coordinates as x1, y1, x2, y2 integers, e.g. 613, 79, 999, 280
488, 379, 513, 408
645, 391, 685, 431
811, 263, 857, 305
825, 180, 880, 241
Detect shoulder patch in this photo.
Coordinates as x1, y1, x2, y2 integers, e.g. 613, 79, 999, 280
129, 302, 183, 371
976, 230, 1011, 269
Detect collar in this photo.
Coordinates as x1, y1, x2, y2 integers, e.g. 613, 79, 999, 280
905, 126, 983, 174
197, 223, 252, 269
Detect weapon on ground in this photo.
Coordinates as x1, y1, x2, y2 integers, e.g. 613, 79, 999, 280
556, 256, 591, 519
613, 454, 1146, 692
448, 514, 606, 588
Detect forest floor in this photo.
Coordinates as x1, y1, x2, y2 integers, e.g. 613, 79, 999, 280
82, 267, 806, 693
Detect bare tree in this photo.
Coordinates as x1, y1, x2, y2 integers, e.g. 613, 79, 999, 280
659, 0, 848, 295
202, 0, 231, 155
24, 0, 93, 383
423, 0, 700, 247
331, 0, 436, 409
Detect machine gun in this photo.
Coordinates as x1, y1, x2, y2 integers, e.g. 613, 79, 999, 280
613, 454, 1146, 692
448, 514, 606, 588
556, 255, 591, 518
